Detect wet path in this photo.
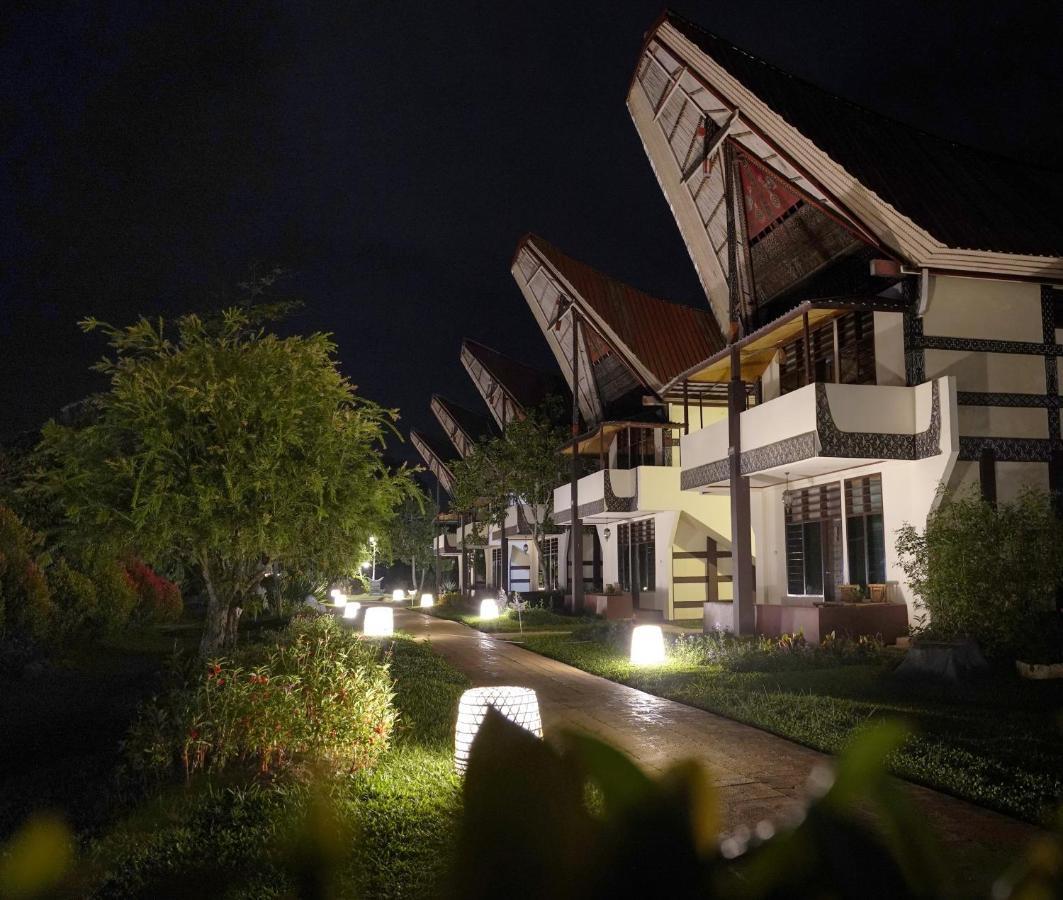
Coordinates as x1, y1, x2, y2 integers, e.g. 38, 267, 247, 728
393, 605, 1040, 854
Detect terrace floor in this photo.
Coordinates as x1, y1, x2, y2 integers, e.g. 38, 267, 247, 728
392, 605, 1040, 857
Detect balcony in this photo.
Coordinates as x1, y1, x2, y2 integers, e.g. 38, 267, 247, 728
681, 377, 954, 490
554, 468, 638, 524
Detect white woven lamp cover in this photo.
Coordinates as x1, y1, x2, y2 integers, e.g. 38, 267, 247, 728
342, 602, 361, 620
454, 686, 542, 774
363, 606, 393, 636
420, 594, 434, 608
391, 588, 405, 602
479, 598, 500, 620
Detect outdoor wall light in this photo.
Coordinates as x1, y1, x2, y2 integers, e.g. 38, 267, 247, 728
454, 686, 542, 774
522, 542, 529, 553
363, 606, 393, 636
391, 588, 405, 602
420, 593, 434, 608
479, 598, 500, 620
342, 602, 361, 620
603, 526, 611, 542
630, 625, 666, 666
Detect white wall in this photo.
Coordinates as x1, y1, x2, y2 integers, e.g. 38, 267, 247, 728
874, 311, 906, 387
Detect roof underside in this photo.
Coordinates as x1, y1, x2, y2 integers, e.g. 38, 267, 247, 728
410, 430, 456, 495
660, 11, 1063, 258
431, 395, 498, 458
512, 235, 725, 424
460, 339, 569, 429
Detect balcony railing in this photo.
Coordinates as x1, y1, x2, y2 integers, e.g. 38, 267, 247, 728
680, 377, 952, 490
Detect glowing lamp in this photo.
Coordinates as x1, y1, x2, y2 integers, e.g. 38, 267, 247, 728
342, 602, 361, 620
420, 593, 434, 608
479, 598, 499, 620
330, 588, 342, 600
332, 592, 347, 608
391, 589, 405, 602
454, 686, 541, 774
363, 606, 393, 637
630, 625, 666, 666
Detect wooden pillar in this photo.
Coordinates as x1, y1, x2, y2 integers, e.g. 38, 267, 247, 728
802, 310, 813, 385
705, 537, 718, 605
569, 307, 585, 613
726, 343, 756, 635
433, 480, 441, 597
683, 380, 690, 435
458, 512, 467, 596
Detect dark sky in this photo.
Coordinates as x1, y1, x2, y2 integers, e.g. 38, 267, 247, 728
3, 1, 1062, 461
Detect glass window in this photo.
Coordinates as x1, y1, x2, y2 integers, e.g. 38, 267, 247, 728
492, 548, 502, 588
784, 483, 841, 595
844, 475, 886, 588
543, 538, 559, 590
618, 520, 655, 593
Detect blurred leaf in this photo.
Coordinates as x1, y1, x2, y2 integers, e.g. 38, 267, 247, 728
561, 729, 654, 818
450, 709, 593, 900
0, 814, 74, 900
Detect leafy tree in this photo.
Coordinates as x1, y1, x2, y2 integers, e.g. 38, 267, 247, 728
896, 486, 1063, 658
449, 401, 567, 588
387, 490, 438, 595
34, 308, 416, 655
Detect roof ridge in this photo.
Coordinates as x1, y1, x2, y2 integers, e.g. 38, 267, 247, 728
663, 8, 1063, 177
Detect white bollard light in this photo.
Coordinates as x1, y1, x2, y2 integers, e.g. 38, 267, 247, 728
479, 598, 499, 620
342, 602, 361, 620
630, 625, 666, 666
420, 593, 434, 608
454, 686, 541, 774
330, 588, 343, 600
391, 589, 405, 602
332, 592, 347, 608
363, 606, 394, 637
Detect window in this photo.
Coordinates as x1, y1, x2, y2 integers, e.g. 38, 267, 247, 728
784, 483, 842, 595
618, 519, 656, 595
542, 538, 559, 590
491, 548, 502, 588
779, 311, 876, 396
616, 427, 659, 469
845, 475, 886, 587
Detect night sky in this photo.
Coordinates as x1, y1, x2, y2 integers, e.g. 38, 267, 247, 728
3, 1, 1062, 462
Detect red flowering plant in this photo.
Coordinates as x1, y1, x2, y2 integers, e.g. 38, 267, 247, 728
124, 560, 183, 624
125, 615, 396, 782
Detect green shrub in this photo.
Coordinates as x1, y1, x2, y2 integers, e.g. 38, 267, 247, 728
47, 556, 99, 642
0, 503, 54, 647
896, 487, 1063, 659
668, 628, 885, 672
79, 551, 138, 634
126, 616, 396, 781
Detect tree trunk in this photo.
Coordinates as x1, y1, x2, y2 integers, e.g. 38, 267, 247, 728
199, 560, 228, 659
410, 556, 416, 591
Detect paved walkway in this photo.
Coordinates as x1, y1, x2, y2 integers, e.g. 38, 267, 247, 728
394, 606, 1040, 855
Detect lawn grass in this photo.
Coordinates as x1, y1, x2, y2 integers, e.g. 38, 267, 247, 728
425, 604, 594, 633
88, 632, 467, 899
518, 630, 1063, 824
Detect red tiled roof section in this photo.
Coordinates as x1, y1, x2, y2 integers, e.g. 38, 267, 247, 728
523, 234, 725, 389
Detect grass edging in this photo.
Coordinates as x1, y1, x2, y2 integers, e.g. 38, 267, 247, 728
515, 631, 1062, 825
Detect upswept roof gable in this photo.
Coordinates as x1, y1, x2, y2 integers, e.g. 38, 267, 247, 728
660, 10, 1063, 259
520, 234, 724, 389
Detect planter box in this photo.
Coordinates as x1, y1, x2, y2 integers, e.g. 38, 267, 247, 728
894, 639, 988, 682
756, 601, 909, 645
583, 592, 634, 620
1016, 660, 1063, 680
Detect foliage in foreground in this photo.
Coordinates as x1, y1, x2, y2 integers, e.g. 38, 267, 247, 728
33, 308, 417, 655
6, 711, 1060, 899
520, 629, 1063, 824
125, 615, 397, 781
896, 487, 1063, 659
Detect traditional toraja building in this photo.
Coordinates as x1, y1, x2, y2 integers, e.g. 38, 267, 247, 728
512, 233, 738, 620
625, 10, 1063, 635
426, 342, 571, 597
430, 394, 498, 460
459, 338, 568, 430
